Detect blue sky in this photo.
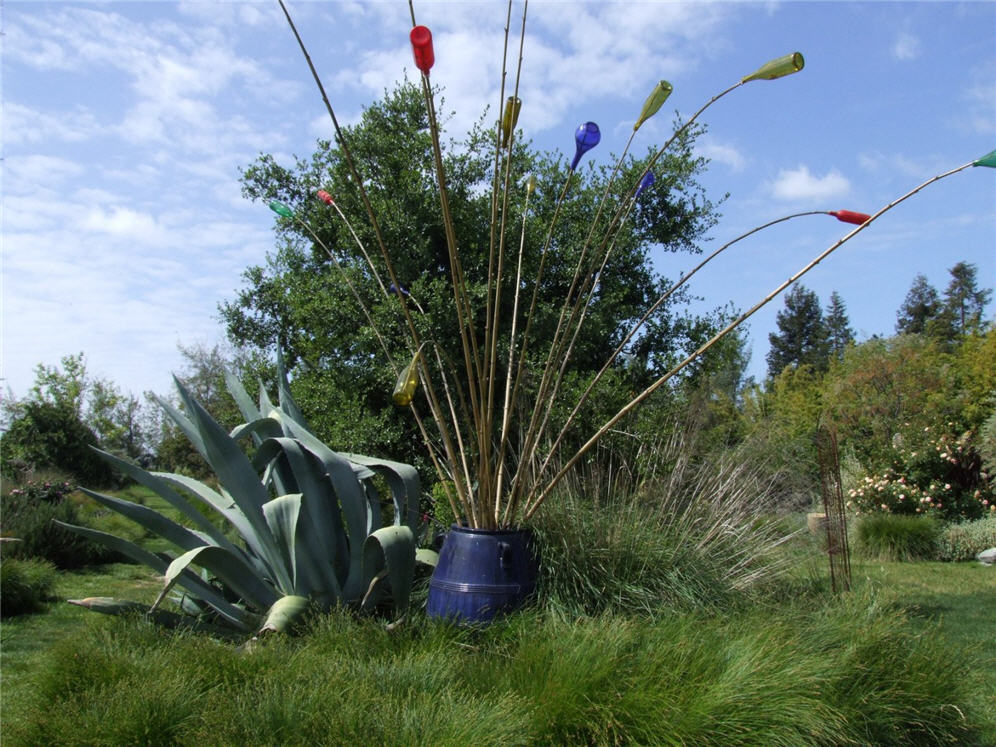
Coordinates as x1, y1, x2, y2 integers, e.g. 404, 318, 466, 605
3, 0, 994, 401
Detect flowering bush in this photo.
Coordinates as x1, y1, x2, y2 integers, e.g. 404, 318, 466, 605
846, 425, 993, 521
4, 480, 74, 507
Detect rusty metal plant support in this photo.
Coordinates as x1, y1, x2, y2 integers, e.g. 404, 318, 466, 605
816, 424, 851, 593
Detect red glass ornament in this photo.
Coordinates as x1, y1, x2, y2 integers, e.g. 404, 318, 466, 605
410, 26, 434, 75
830, 210, 870, 225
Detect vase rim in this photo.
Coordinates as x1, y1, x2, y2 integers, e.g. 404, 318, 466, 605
449, 523, 530, 535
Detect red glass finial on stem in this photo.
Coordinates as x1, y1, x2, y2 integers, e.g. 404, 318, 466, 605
829, 210, 870, 225
410, 26, 434, 75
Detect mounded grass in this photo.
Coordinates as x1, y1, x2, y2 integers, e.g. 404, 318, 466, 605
2, 590, 982, 746
851, 512, 941, 561
0, 557, 57, 617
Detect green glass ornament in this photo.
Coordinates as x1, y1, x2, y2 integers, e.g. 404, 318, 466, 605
973, 149, 996, 168
634, 80, 673, 131
501, 96, 522, 146
392, 351, 421, 407
268, 200, 294, 218
742, 52, 805, 83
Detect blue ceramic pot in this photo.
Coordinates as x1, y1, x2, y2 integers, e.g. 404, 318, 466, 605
426, 525, 537, 624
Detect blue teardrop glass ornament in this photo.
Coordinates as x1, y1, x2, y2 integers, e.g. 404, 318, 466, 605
570, 122, 600, 171
635, 171, 655, 197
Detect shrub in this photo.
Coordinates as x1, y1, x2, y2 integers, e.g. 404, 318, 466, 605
980, 406, 996, 476
0, 401, 115, 486
935, 515, 996, 562
0, 557, 57, 617
0, 480, 120, 569
851, 513, 940, 562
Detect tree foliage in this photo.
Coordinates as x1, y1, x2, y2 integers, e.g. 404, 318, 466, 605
0, 354, 139, 485
938, 261, 992, 338
222, 81, 724, 469
896, 273, 941, 336
824, 291, 854, 361
896, 263, 992, 342
765, 284, 829, 378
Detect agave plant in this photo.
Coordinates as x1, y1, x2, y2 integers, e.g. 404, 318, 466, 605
60, 367, 435, 634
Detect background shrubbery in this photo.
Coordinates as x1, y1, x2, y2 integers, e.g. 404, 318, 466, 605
0, 478, 125, 569
846, 425, 993, 521
936, 515, 996, 562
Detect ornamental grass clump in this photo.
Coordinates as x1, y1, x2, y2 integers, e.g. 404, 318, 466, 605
5, 591, 982, 745
851, 513, 941, 562
270, 0, 994, 531
532, 428, 795, 616
0, 557, 57, 617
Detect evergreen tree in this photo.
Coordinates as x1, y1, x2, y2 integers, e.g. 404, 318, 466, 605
896, 273, 941, 335
766, 284, 829, 378
825, 291, 854, 360
938, 261, 992, 337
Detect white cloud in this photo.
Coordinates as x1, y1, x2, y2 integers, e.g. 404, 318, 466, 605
698, 139, 747, 172
857, 151, 947, 179
961, 60, 996, 135
892, 31, 921, 61
2, 102, 103, 146
770, 165, 850, 201
326, 2, 738, 138
81, 205, 166, 242
4, 154, 85, 185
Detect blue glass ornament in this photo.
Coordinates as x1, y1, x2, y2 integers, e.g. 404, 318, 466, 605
570, 122, 600, 171
635, 171, 655, 197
